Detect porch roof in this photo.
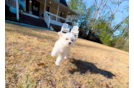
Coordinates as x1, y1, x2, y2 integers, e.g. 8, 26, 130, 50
37, 0, 78, 15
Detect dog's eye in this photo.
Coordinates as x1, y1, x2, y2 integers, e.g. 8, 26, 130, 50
66, 38, 68, 40
71, 39, 73, 42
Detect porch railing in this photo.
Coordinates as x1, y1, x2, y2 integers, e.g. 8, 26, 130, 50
5, 0, 16, 7
46, 11, 66, 23
45, 11, 73, 29
44, 11, 50, 28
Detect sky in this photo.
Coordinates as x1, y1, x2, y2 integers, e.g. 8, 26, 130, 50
66, 0, 129, 35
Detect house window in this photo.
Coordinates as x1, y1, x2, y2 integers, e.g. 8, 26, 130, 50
55, 0, 60, 2
46, 6, 49, 12
33, 6, 38, 11
49, 7, 57, 15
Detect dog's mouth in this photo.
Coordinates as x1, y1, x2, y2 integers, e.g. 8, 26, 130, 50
68, 44, 73, 46
68, 42, 72, 45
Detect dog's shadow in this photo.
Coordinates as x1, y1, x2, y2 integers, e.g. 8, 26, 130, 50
69, 59, 115, 78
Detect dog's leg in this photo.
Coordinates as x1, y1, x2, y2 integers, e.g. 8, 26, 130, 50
64, 49, 70, 59
64, 55, 68, 59
55, 54, 64, 65
51, 47, 58, 57
64, 53, 69, 59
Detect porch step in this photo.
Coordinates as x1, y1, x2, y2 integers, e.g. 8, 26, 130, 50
19, 13, 48, 28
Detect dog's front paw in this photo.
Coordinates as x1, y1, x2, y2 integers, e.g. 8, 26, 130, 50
55, 62, 60, 66
64, 56, 68, 59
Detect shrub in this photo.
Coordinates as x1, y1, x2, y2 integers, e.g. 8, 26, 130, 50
5, 5, 11, 16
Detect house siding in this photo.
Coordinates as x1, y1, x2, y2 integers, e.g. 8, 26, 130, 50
49, 6, 57, 15
55, 0, 60, 2
39, 3, 44, 17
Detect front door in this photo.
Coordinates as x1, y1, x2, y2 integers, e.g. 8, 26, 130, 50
26, 0, 29, 12
32, 0, 40, 16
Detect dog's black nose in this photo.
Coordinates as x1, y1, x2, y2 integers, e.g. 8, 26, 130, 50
69, 42, 71, 45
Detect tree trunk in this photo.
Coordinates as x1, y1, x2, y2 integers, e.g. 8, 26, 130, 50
109, 0, 121, 26
88, 0, 106, 37
95, 0, 108, 23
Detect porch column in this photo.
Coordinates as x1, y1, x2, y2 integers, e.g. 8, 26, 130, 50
16, 0, 19, 21
24, 0, 26, 11
44, 0, 47, 12
56, 5, 59, 21
65, 11, 68, 22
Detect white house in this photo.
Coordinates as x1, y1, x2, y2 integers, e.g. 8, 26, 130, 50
5, 0, 78, 30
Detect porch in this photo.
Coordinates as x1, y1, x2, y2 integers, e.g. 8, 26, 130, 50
6, 0, 77, 29
19, 13, 48, 28
25, 0, 77, 29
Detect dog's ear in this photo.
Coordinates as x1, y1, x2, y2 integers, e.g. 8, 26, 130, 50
58, 32, 64, 38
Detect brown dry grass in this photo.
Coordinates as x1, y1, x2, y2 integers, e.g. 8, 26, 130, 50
5, 22, 129, 88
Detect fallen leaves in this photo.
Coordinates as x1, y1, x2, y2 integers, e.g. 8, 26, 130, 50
93, 62, 97, 65
112, 76, 122, 84
114, 72, 117, 76
118, 72, 121, 75
37, 63, 44, 66
40, 51, 45, 54
39, 40, 45, 42
110, 59, 113, 62
77, 52, 81, 55
91, 71, 95, 74
14, 55, 21, 59
112, 76, 115, 79
115, 79, 122, 84
102, 82, 111, 88
18, 36, 21, 39
29, 47, 34, 50
71, 57, 74, 60
71, 67, 75, 70
103, 82, 106, 86
104, 67, 107, 69
77, 83, 81, 87
50, 44, 54, 47
6, 53, 12, 57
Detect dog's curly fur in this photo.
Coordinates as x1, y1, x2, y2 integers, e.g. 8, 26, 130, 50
51, 32, 77, 65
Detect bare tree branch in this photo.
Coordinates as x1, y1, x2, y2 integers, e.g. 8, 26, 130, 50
114, 1, 126, 24
93, 0, 103, 20
110, 16, 129, 37
113, 0, 120, 15
95, 0, 108, 22
121, 24, 129, 37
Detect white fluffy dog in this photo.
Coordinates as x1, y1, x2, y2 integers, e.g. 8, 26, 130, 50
51, 32, 77, 65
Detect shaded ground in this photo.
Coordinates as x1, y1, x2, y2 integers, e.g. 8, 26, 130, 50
19, 13, 48, 28
69, 59, 115, 78
5, 22, 129, 88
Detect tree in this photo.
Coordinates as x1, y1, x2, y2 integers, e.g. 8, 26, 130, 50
67, 0, 129, 51
110, 16, 129, 51
67, 0, 87, 24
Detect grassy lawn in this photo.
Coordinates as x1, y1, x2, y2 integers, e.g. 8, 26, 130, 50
5, 22, 129, 88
